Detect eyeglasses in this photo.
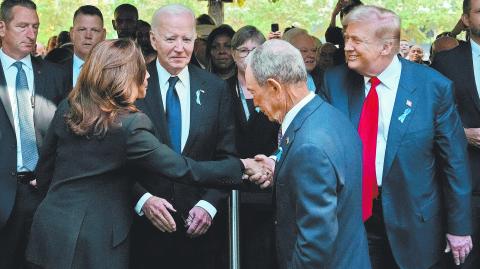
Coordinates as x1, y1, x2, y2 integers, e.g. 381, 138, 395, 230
235, 47, 256, 58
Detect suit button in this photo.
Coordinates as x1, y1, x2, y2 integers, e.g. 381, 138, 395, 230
274, 220, 278, 225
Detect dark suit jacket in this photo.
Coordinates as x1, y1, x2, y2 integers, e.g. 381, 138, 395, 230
134, 62, 235, 216
274, 95, 370, 269
60, 57, 74, 89
321, 58, 472, 269
432, 42, 480, 193
25, 102, 243, 269
226, 75, 278, 205
0, 57, 68, 228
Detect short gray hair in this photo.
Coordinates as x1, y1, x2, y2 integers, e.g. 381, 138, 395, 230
151, 4, 195, 32
247, 39, 307, 86
343, 5, 400, 50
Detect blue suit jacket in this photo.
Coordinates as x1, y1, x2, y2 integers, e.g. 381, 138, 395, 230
321, 57, 472, 269
274, 95, 371, 269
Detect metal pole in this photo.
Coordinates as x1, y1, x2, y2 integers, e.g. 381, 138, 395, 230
229, 190, 240, 269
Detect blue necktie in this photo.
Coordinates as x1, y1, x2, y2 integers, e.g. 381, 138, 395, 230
166, 76, 181, 153
13, 61, 39, 171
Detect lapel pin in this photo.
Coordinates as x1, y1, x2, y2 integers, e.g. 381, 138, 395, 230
406, 99, 412, 107
285, 137, 290, 145
195, 90, 205, 105
398, 108, 412, 123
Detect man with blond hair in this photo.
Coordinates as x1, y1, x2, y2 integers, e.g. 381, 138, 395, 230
321, 5, 473, 269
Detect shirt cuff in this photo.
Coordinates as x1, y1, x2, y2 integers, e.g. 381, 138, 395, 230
135, 192, 153, 216
195, 200, 217, 219
269, 154, 277, 161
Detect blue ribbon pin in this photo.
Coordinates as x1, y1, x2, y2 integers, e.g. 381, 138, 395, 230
274, 147, 283, 162
195, 90, 205, 105
398, 108, 412, 123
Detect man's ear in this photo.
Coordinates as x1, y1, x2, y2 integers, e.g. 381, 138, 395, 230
0, 21, 7, 38
150, 31, 157, 51
462, 13, 470, 29
112, 19, 117, 30
266, 78, 282, 94
380, 39, 395, 56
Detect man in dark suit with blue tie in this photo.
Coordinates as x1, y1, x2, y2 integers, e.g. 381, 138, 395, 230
321, 5, 473, 269
246, 39, 371, 269
129, 4, 235, 269
0, 0, 68, 268
431, 1, 480, 267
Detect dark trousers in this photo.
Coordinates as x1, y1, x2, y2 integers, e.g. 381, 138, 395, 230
0, 183, 41, 269
365, 190, 446, 269
239, 203, 276, 269
130, 211, 226, 269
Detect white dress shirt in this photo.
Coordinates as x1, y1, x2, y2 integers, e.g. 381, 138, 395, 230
0, 49, 35, 172
471, 39, 480, 99
72, 54, 84, 87
281, 92, 316, 136
363, 56, 402, 186
135, 60, 216, 218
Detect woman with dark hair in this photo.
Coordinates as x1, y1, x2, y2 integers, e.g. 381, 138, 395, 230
206, 24, 236, 79
228, 25, 279, 269
25, 39, 265, 269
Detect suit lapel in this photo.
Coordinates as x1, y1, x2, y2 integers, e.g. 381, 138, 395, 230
274, 96, 322, 183
182, 66, 205, 155
0, 60, 14, 129
144, 62, 170, 143
462, 43, 480, 113
32, 57, 44, 148
347, 69, 365, 128
382, 60, 418, 179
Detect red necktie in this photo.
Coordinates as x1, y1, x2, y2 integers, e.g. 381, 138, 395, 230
358, 76, 380, 222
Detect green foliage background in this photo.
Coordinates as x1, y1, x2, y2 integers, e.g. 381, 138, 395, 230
36, 0, 463, 45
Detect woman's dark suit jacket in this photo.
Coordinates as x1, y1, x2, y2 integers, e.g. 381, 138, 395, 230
25, 101, 243, 269
226, 76, 278, 204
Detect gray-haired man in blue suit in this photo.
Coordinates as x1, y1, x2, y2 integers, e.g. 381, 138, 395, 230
245, 39, 371, 269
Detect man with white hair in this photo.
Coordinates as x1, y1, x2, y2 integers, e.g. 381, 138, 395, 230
321, 5, 472, 269
247, 39, 371, 269
130, 4, 235, 269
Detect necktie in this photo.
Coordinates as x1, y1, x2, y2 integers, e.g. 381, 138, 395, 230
13, 61, 39, 171
277, 128, 283, 147
358, 76, 380, 221
166, 76, 181, 153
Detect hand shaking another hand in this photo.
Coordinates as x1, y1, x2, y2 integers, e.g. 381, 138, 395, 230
241, 154, 276, 189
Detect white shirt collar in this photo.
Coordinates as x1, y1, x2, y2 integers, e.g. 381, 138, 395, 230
471, 38, 480, 57
0, 48, 33, 72
363, 55, 401, 90
281, 91, 315, 135
73, 53, 84, 70
156, 59, 189, 87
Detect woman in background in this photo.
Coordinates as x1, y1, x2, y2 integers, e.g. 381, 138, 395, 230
228, 25, 279, 269
206, 24, 236, 80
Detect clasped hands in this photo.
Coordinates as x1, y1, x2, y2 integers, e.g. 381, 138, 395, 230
241, 154, 275, 189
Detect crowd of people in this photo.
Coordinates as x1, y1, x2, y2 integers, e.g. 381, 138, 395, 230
0, 0, 479, 269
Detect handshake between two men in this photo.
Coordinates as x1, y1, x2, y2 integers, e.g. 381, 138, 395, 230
141, 154, 276, 235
